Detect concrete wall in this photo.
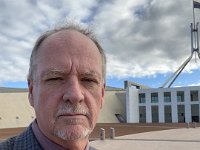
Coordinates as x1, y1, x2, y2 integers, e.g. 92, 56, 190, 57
126, 87, 139, 123
0, 93, 35, 128
98, 90, 126, 123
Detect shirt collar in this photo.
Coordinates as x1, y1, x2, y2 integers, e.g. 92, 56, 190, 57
32, 120, 89, 150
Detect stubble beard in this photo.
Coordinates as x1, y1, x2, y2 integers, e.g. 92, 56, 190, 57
52, 103, 93, 141
54, 123, 91, 141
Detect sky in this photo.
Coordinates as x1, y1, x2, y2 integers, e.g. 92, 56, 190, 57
1, 0, 200, 89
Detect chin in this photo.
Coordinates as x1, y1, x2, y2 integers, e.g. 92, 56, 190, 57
54, 124, 91, 141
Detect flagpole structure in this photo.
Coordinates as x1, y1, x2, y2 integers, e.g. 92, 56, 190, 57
161, 0, 200, 88
193, 0, 196, 28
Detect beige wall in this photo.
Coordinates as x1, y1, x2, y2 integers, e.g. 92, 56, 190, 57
98, 90, 126, 123
0, 93, 35, 128
0, 89, 126, 128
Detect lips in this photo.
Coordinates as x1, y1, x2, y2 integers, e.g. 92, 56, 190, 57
58, 113, 87, 118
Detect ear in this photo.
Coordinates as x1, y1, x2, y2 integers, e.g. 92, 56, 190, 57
100, 83, 105, 109
28, 79, 34, 107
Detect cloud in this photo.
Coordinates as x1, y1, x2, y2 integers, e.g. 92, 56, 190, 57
189, 81, 200, 86
0, 0, 199, 84
93, 0, 199, 78
0, 0, 95, 83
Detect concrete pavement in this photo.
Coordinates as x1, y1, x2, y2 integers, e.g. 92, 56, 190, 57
90, 127, 200, 150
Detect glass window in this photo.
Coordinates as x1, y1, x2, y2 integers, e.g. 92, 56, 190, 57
177, 91, 184, 102
115, 114, 125, 123
191, 91, 198, 101
151, 93, 158, 103
164, 92, 171, 102
139, 106, 146, 123
139, 93, 146, 103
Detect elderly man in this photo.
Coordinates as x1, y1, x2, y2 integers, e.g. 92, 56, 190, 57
0, 23, 106, 150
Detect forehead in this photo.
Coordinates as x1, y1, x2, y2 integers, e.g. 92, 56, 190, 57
39, 30, 100, 54
35, 30, 103, 77
40, 30, 98, 53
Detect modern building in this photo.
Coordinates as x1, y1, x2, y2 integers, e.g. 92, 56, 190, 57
126, 83, 200, 123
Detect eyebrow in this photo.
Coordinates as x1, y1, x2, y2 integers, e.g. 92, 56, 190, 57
40, 68, 102, 80
80, 71, 101, 80
41, 68, 66, 79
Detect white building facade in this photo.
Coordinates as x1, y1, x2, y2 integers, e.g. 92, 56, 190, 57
126, 86, 200, 123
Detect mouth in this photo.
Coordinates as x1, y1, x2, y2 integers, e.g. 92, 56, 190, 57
56, 114, 88, 125
58, 113, 87, 118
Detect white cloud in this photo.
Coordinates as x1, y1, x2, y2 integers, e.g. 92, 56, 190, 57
189, 81, 200, 86
0, 0, 199, 84
92, 0, 199, 79
0, 0, 95, 83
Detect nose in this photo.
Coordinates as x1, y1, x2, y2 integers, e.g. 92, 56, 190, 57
63, 77, 84, 104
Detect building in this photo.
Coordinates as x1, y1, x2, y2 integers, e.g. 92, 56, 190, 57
126, 83, 200, 123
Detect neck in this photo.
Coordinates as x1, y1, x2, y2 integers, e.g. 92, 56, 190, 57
56, 138, 88, 150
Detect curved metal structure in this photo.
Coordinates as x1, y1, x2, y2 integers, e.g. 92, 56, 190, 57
161, 22, 200, 88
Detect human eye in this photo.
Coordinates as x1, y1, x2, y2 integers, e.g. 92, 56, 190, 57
81, 77, 99, 84
45, 77, 63, 82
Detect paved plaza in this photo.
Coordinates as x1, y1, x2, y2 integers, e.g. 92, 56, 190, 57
91, 127, 200, 150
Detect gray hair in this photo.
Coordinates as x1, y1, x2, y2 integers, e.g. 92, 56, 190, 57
27, 22, 106, 82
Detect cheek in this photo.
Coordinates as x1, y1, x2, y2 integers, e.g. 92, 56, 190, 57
86, 90, 102, 122
34, 87, 62, 120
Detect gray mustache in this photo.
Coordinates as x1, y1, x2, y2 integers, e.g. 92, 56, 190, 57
56, 104, 90, 118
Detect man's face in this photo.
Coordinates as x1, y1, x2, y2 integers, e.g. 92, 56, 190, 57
28, 30, 105, 141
